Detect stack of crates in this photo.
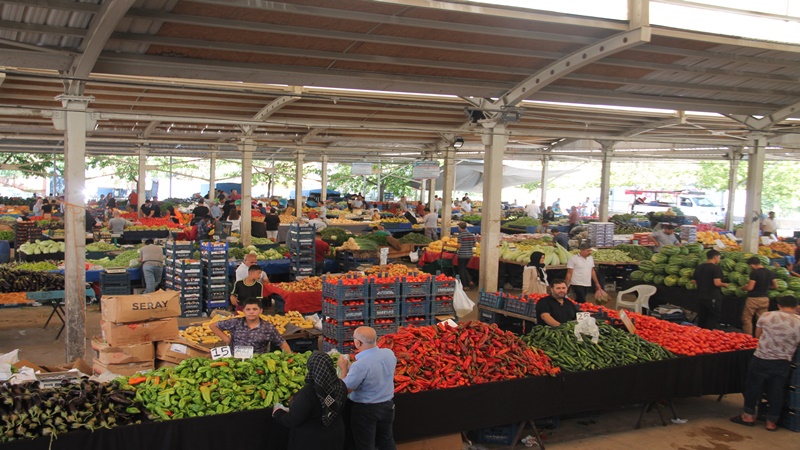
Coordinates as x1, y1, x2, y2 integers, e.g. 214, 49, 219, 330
200, 242, 230, 312
431, 274, 457, 317
164, 257, 202, 318
321, 275, 369, 353
368, 275, 401, 337
100, 271, 131, 296
780, 349, 800, 431
400, 275, 434, 327
288, 223, 316, 277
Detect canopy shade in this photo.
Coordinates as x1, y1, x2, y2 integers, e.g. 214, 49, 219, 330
433, 162, 570, 192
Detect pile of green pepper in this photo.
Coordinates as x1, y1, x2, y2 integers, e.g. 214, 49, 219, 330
118, 351, 312, 420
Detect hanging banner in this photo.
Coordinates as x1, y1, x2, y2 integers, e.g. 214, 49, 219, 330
351, 163, 373, 176
413, 161, 440, 180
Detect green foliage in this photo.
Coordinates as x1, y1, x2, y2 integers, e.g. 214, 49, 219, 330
327, 164, 416, 197
694, 161, 800, 212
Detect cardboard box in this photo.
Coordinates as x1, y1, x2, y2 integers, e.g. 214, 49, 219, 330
92, 359, 154, 377
101, 317, 179, 346
398, 434, 463, 450
101, 290, 181, 324
92, 336, 155, 365
13, 359, 45, 373
155, 359, 180, 369
41, 358, 93, 375
155, 339, 211, 364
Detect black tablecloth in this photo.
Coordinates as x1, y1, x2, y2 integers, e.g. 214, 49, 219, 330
1, 350, 752, 449
623, 281, 746, 328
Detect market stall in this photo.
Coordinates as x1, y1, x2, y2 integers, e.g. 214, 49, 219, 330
262, 282, 322, 314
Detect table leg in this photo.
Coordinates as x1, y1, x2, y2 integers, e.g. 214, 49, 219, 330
510, 419, 546, 449
43, 303, 58, 329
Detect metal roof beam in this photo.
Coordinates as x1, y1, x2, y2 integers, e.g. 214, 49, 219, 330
725, 100, 800, 130
242, 86, 303, 136
294, 128, 324, 145
67, 0, 135, 95
618, 115, 686, 138
0, 20, 85, 38
0, 0, 101, 13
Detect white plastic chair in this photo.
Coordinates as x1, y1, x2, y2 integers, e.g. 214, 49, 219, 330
616, 284, 657, 314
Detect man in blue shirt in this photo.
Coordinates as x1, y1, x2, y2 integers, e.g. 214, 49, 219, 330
550, 227, 569, 249
338, 327, 397, 450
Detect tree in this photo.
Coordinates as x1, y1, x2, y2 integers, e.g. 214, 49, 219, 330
326, 163, 416, 198
694, 160, 800, 212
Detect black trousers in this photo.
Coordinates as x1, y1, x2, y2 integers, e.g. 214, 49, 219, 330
350, 400, 396, 450
458, 257, 472, 286
571, 285, 592, 303
697, 297, 722, 329
743, 356, 791, 423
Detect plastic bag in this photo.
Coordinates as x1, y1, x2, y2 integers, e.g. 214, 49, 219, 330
409, 250, 419, 263
574, 316, 600, 344
453, 279, 475, 318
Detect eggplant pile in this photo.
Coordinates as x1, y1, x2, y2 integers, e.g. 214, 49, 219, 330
0, 379, 151, 443
0, 268, 65, 293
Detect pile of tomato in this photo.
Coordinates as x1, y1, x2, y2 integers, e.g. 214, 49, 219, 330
579, 303, 759, 356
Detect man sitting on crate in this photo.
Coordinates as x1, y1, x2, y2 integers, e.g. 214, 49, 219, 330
210, 298, 291, 354
536, 279, 576, 327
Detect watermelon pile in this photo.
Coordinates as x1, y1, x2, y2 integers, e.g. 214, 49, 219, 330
629, 244, 704, 289
717, 251, 797, 299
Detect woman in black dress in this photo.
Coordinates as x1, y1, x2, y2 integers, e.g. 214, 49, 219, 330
273, 351, 347, 450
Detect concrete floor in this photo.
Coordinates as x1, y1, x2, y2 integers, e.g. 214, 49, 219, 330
1, 286, 798, 447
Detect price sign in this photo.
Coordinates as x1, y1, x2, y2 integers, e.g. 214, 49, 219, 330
618, 310, 636, 334
234, 346, 254, 360
351, 162, 374, 176
412, 161, 440, 180
210, 346, 231, 360
576, 312, 592, 321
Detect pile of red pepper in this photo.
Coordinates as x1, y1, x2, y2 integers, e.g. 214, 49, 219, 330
579, 303, 758, 356
379, 321, 559, 393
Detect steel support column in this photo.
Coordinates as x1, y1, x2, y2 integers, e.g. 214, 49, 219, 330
295, 151, 304, 220
742, 136, 767, 253
441, 148, 455, 238
598, 144, 614, 222
320, 155, 329, 204
137, 146, 146, 217
479, 124, 506, 292
209, 151, 217, 200
428, 175, 437, 215
240, 139, 254, 247
725, 150, 740, 232
56, 94, 93, 362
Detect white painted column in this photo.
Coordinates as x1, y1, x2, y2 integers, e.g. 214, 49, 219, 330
741, 135, 766, 253
137, 147, 146, 217
428, 176, 436, 213
320, 155, 329, 203
725, 150, 739, 232
540, 156, 549, 208
295, 151, 304, 220
441, 148, 455, 238
56, 94, 93, 362
209, 151, 217, 201
598, 145, 613, 221
479, 124, 507, 292
240, 139, 254, 247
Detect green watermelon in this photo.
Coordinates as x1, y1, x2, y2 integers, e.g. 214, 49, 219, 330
638, 261, 655, 272
651, 253, 669, 264
685, 280, 698, 290
683, 254, 700, 268
653, 275, 666, 285
686, 243, 705, 255
725, 251, 743, 262
630, 270, 645, 281
678, 276, 691, 287
768, 289, 781, 299
775, 267, 790, 280
643, 272, 655, 283
742, 252, 756, 262
668, 255, 685, 266
664, 275, 679, 287
721, 283, 738, 296
654, 264, 668, 275
735, 262, 750, 274
794, 289, 800, 298
757, 255, 770, 266
735, 287, 748, 298
776, 279, 788, 291
680, 267, 695, 278
665, 265, 682, 275
680, 246, 689, 255
738, 273, 751, 286
788, 278, 800, 291
719, 259, 737, 272
661, 245, 680, 256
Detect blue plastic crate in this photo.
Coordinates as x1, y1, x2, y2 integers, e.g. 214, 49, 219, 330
204, 290, 228, 301
204, 299, 229, 310
322, 339, 355, 354
401, 299, 430, 317
371, 318, 398, 336
402, 278, 432, 298
102, 285, 131, 296
478, 291, 505, 309
369, 278, 402, 300
401, 314, 433, 327
475, 424, 520, 446
100, 272, 131, 286
323, 301, 368, 321
322, 276, 369, 301
479, 309, 503, 324
166, 240, 194, 252
432, 298, 455, 315
780, 408, 800, 432
787, 388, 800, 410
323, 319, 366, 342
370, 300, 400, 319
432, 276, 458, 296
504, 296, 534, 316
181, 309, 204, 318
288, 338, 318, 352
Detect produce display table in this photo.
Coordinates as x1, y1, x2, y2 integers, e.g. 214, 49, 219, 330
0, 349, 752, 450
262, 283, 322, 314
49, 268, 143, 283
227, 259, 337, 277
277, 223, 372, 242
623, 281, 746, 328
418, 250, 480, 270
120, 230, 170, 243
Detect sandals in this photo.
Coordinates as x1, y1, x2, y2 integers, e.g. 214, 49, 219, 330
766, 421, 778, 432
729, 415, 755, 427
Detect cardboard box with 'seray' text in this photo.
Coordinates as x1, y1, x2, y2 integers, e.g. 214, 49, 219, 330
101, 290, 181, 324
92, 336, 154, 365
101, 317, 179, 346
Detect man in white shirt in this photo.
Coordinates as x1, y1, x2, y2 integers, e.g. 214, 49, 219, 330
422, 207, 438, 240
761, 211, 777, 237
434, 195, 442, 214
566, 242, 606, 304
460, 197, 472, 213
235, 252, 269, 283
525, 200, 540, 218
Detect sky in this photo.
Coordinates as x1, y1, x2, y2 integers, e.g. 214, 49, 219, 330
479, 0, 800, 45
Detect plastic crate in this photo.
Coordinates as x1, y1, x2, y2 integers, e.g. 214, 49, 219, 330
323, 318, 365, 342
780, 408, 800, 432
787, 388, 800, 410
204, 290, 228, 301
371, 318, 398, 336
323, 300, 368, 321
403, 277, 432, 298
475, 424, 520, 446
401, 314, 432, 327
204, 299, 229, 310
369, 278, 402, 300
165, 249, 192, 259
203, 264, 228, 276
100, 272, 131, 286
401, 298, 430, 316
504, 297, 534, 316
370, 300, 400, 319
166, 240, 194, 252
288, 338, 318, 352
479, 309, 502, 324
291, 266, 315, 276
181, 309, 204, 318
179, 293, 201, 302
322, 338, 355, 354
322, 277, 369, 301
478, 291, 505, 309
432, 276, 458, 296
202, 258, 229, 267
432, 298, 455, 315
102, 285, 131, 296
203, 275, 228, 285
181, 299, 202, 309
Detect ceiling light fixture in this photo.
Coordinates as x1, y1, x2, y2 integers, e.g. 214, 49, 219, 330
453, 137, 465, 149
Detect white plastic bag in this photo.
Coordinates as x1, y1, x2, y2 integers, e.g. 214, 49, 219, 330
453, 279, 475, 318
409, 250, 419, 263
574, 316, 600, 344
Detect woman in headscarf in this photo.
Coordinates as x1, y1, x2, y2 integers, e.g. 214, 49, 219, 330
273, 351, 347, 450
524, 251, 549, 294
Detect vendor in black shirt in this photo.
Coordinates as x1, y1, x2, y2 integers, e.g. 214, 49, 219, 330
692, 249, 728, 329
192, 199, 210, 223
536, 279, 576, 327
230, 265, 265, 313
